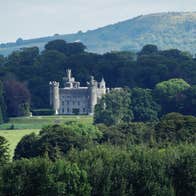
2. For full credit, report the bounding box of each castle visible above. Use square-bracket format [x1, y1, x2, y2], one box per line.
[49, 69, 107, 115]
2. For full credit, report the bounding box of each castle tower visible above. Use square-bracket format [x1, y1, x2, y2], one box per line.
[49, 81, 60, 115]
[88, 76, 98, 115]
[67, 69, 72, 81]
[99, 77, 106, 94]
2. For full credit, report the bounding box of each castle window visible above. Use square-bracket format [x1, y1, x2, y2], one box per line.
[67, 108, 70, 113]
[67, 101, 69, 105]
[62, 108, 64, 113]
[78, 101, 80, 106]
[83, 108, 85, 113]
[62, 101, 64, 106]
[73, 101, 75, 105]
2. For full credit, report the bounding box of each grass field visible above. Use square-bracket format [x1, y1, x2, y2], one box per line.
[0, 129, 39, 158]
[0, 115, 93, 158]
[0, 115, 93, 130]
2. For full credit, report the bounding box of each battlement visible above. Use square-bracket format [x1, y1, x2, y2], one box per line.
[49, 81, 59, 87]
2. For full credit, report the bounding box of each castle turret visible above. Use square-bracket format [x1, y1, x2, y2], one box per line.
[99, 77, 106, 94]
[63, 69, 80, 88]
[88, 76, 98, 115]
[49, 81, 60, 115]
[67, 69, 72, 81]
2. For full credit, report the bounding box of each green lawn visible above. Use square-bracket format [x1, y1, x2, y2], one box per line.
[0, 115, 93, 158]
[0, 129, 39, 158]
[0, 115, 93, 130]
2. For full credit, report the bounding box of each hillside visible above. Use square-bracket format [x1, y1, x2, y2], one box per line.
[0, 12, 196, 55]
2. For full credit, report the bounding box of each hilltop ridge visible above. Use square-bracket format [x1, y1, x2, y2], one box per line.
[0, 12, 196, 55]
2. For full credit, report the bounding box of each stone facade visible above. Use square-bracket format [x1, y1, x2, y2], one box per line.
[49, 69, 107, 115]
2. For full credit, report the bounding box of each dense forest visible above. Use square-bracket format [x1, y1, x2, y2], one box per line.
[0, 39, 195, 120]
[0, 117, 195, 195]
[0, 39, 195, 195]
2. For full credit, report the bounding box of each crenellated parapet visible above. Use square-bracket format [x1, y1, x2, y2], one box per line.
[49, 81, 59, 87]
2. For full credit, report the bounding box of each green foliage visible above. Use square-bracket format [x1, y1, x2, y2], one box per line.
[14, 133, 38, 160]
[0, 81, 7, 123]
[167, 145, 196, 196]
[0, 158, 91, 196]
[14, 123, 100, 160]
[155, 113, 196, 144]
[94, 89, 133, 125]
[63, 121, 102, 139]
[154, 78, 191, 114]
[138, 44, 158, 55]
[98, 122, 155, 146]
[45, 39, 86, 56]
[0, 136, 9, 165]
[94, 87, 160, 125]
[0, 115, 195, 196]
[66, 145, 196, 196]
[154, 78, 190, 99]
[131, 88, 160, 122]
[31, 108, 55, 116]
[173, 85, 196, 116]
[0, 129, 39, 158]
[4, 80, 31, 117]
[0, 37, 196, 115]
[0, 55, 5, 66]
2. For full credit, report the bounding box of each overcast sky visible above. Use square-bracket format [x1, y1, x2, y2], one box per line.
[0, 0, 196, 43]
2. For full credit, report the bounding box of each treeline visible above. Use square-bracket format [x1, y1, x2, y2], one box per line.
[94, 80, 195, 125]
[0, 40, 195, 119]
[0, 116, 195, 195]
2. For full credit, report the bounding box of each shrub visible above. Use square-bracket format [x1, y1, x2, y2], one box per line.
[31, 109, 54, 116]
[0, 158, 91, 196]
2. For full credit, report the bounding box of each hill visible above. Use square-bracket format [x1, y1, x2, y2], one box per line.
[0, 12, 196, 55]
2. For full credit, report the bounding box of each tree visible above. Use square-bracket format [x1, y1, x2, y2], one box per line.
[169, 145, 196, 196]
[0, 40, 196, 111]
[14, 124, 94, 160]
[67, 145, 175, 196]
[4, 80, 31, 117]
[98, 122, 155, 146]
[155, 113, 196, 144]
[173, 85, 196, 116]
[131, 88, 160, 122]
[7, 47, 39, 80]
[14, 133, 38, 160]
[45, 39, 68, 54]
[45, 39, 86, 56]
[0, 136, 9, 166]
[0, 81, 7, 123]
[0, 158, 91, 196]
[154, 78, 190, 114]
[30, 49, 67, 108]
[138, 44, 158, 56]
[0, 55, 5, 66]
[94, 89, 133, 125]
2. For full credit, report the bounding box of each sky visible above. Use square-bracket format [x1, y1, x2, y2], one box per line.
[0, 0, 196, 43]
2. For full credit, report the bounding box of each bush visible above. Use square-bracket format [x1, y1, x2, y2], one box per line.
[66, 145, 176, 196]
[97, 122, 155, 146]
[0, 158, 91, 196]
[155, 113, 196, 144]
[0, 136, 9, 166]
[14, 124, 98, 160]
[31, 109, 54, 116]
